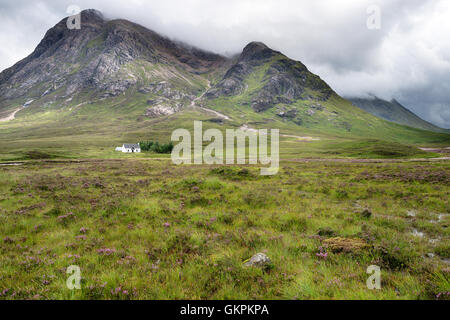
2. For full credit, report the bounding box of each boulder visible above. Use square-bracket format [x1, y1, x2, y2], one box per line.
[361, 209, 372, 218]
[243, 253, 271, 267]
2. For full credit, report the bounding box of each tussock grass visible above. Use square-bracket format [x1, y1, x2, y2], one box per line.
[0, 159, 448, 299]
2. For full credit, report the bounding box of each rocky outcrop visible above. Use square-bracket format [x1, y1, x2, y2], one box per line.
[138, 82, 194, 100]
[145, 104, 180, 117]
[276, 108, 297, 119]
[205, 42, 277, 99]
[206, 41, 335, 113]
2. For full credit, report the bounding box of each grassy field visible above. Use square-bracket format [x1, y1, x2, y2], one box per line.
[0, 158, 448, 299]
[0, 101, 446, 162]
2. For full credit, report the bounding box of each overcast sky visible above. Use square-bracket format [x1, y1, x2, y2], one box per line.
[0, 0, 449, 128]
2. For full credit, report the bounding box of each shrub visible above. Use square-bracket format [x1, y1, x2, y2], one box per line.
[139, 141, 174, 153]
[317, 227, 336, 237]
[209, 167, 256, 180]
[334, 189, 349, 199]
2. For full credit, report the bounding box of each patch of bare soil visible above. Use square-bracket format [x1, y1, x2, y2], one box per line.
[419, 147, 450, 154]
[0, 107, 23, 122]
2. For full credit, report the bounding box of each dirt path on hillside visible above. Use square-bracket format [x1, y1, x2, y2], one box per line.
[239, 124, 321, 141]
[0, 107, 23, 122]
[191, 80, 231, 120]
[419, 147, 450, 154]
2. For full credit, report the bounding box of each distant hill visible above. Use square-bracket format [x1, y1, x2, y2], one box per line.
[347, 96, 447, 133]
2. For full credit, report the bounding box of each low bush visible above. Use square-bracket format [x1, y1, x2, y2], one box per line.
[139, 141, 174, 153]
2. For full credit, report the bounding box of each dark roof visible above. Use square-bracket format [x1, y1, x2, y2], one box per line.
[123, 143, 140, 149]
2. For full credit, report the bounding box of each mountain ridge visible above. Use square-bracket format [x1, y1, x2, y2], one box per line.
[0, 9, 226, 104]
[347, 96, 448, 133]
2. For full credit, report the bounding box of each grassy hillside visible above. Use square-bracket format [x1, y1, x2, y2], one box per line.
[0, 85, 449, 162]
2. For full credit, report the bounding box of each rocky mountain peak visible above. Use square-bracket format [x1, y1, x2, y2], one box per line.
[0, 9, 227, 102]
[79, 9, 105, 22]
[240, 41, 277, 62]
[242, 41, 268, 51]
[206, 40, 334, 112]
[22, 9, 106, 65]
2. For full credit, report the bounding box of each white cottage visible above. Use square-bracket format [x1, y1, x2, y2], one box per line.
[119, 143, 141, 153]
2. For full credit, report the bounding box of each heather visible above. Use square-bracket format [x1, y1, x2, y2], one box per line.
[0, 159, 448, 299]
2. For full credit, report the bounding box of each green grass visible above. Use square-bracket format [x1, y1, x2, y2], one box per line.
[0, 159, 448, 299]
[0, 95, 447, 162]
[317, 139, 436, 159]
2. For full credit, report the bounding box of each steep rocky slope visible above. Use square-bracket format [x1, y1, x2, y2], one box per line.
[0, 9, 226, 106]
[206, 42, 334, 112]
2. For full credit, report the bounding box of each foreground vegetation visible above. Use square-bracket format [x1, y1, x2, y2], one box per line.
[0, 159, 448, 299]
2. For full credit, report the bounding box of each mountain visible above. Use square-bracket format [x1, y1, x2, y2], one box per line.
[347, 96, 447, 133]
[0, 9, 448, 160]
[206, 42, 334, 107]
[0, 9, 225, 106]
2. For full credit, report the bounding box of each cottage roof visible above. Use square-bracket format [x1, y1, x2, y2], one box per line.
[123, 143, 140, 149]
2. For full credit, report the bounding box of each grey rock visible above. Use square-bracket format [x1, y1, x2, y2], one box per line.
[243, 253, 271, 267]
[361, 209, 372, 218]
[145, 104, 175, 117]
[310, 103, 324, 110]
[277, 108, 297, 119]
[407, 210, 416, 217]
